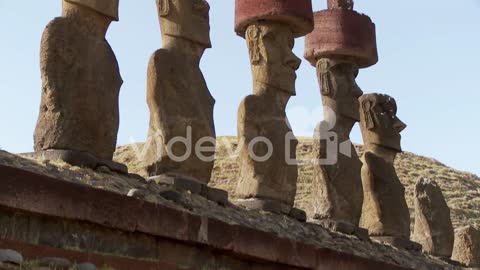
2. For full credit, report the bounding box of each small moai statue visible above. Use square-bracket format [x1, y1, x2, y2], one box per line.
[303, 0, 377, 231]
[413, 178, 454, 258]
[452, 225, 480, 268]
[233, 0, 314, 218]
[358, 94, 419, 250]
[143, 0, 216, 184]
[33, 0, 126, 173]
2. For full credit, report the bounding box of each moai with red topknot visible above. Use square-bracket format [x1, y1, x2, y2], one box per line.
[233, 0, 314, 221]
[303, 0, 377, 236]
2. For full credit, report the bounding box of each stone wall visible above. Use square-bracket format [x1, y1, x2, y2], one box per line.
[0, 163, 457, 270]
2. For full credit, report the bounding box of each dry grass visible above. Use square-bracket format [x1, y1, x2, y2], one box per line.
[114, 137, 480, 231]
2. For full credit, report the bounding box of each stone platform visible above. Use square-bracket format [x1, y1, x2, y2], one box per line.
[21, 149, 128, 174]
[148, 174, 229, 206]
[311, 219, 370, 241]
[234, 198, 307, 222]
[0, 158, 458, 270]
[372, 237, 422, 253]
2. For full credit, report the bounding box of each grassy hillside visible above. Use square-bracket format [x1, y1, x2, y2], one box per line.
[114, 137, 480, 230]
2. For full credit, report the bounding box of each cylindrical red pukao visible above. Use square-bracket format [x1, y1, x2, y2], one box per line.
[235, 0, 314, 38]
[304, 9, 378, 68]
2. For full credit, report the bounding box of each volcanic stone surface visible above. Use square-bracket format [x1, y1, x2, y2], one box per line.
[413, 178, 454, 257]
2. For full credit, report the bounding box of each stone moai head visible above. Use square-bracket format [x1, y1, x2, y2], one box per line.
[359, 94, 407, 152]
[156, 0, 211, 48]
[316, 58, 363, 121]
[235, 0, 314, 96]
[245, 22, 301, 96]
[63, 0, 119, 21]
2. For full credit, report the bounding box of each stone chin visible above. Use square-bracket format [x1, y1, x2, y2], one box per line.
[159, 0, 212, 49]
[162, 21, 212, 48]
[254, 65, 297, 96]
[366, 132, 403, 153]
[323, 97, 361, 122]
[64, 0, 119, 21]
[187, 17, 212, 48]
[165, 33, 212, 49]
[347, 99, 361, 121]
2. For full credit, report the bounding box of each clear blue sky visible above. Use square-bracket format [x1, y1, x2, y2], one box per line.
[1, 1, 479, 175]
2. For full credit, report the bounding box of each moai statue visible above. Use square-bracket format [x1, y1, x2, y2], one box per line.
[413, 178, 454, 258]
[143, 0, 216, 185]
[452, 225, 480, 268]
[359, 94, 420, 250]
[303, 0, 377, 231]
[33, 0, 126, 173]
[233, 0, 314, 218]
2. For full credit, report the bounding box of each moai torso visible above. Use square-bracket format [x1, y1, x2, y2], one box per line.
[34, 10, 122, 161]
[143, 49, 215, 183]
[313, 129, 362, 223]
[358, 94, 410, 239]
[236, 92, 298, 205]
[360, 151, 410, 238]
[143, 0, 215, 184]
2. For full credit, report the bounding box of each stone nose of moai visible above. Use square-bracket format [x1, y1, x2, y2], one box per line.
[304, 5, 378, 68]
[234, 0, 314, 38]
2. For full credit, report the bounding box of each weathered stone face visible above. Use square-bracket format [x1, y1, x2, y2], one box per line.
[157, 0, 211, 48]
[246, 22, 300, 96]
[64, 0, 119, 21]
[143, 0, 215, 184]
[34, 2, 122, 162]
[452, 226, 480, 267]
[234, 22, 301, 207]
[359, 94, 406, 152]
[359, 94, 410, 239]
[316, 58, 363, 121]
[413, 178, 454, 257]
